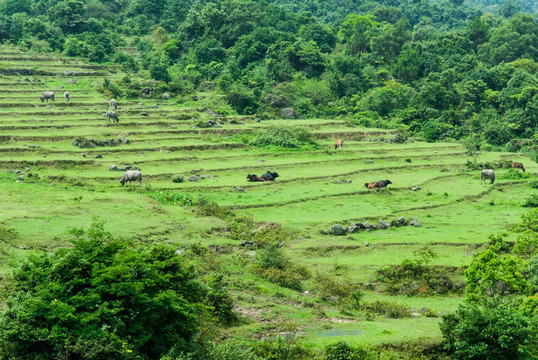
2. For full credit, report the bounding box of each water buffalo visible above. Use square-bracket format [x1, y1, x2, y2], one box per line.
[480, 169, 495, 184]
[334, 139, 343, 149]
[40, 91, 54, 103]
[364, 180, 392, 189]
[64, 91, 70, 102]
[106, 110, 119, 124]
[260, 171, 279, 181]
[511, 162, 525, 172]
[120, 170, 142, 187]
[109, 99, 117, 110]
[246, 174, 267, 182]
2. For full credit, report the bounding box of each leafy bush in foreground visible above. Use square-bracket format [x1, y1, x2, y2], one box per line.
[0, 221, 208, 360]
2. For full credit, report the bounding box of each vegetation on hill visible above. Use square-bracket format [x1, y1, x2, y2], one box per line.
[0, 0, 536, 157]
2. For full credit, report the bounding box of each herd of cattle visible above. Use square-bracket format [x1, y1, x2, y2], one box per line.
[38, 94, 528, 188]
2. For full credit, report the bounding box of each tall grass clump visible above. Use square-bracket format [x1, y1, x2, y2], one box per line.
[148, 191, 195, 206]
[249, 125, 319, 150]
[252, 246, 310, 290]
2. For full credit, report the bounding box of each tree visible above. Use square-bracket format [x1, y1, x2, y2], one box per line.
[150, 63, 171, 82]
[0, 221, 208, 359]
[440, 301, 533, 360]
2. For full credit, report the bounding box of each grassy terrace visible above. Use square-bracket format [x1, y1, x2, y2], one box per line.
[0, 46, 536, 350]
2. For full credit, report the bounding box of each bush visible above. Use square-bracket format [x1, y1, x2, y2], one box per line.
[363, 300, 410, 318]
[172, 175, 184, 183]
[324, 341, 370, 360]
[148, 191, 194, 205]
[207, 338, 259, 360]
[228, 215, 254, 240]
[522, 194, 538, 208]
[529, 179, 538, 189]
[249, 125, 319, 150]
[315, 272, 357, 299]
[440, 301, 533, 360]
[254, 336, 310, 360]
[0, 221, 209, 359]
[252, 246, 310, 290]
[501, 168, 531, 179]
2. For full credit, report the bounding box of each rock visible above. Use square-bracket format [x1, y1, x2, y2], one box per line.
[362, 221, 374, 230]
[28, 145, 41, 148]
[188, 175, 201, 182]
[94, 154, 103, 159]
[17, 175, 25, 181]
[332, 224, 346, 236]
[376, 220, 391, 229]
[25, 167, 30, 171]
[264, 94, 290, 108]
[234, 187, 245, 192]
[277, 241, 285, 248]
[206, 108, 218, 117]
[66, 78, 77, 84]
[280, 107, 296, 119]
[109, 165, 117, 171]
[162, 92, 172, 99]
[364, 241, 370, 247]
[59, 85, 64, 89]
[409, 218, 422, 227]
[245, 251, 256, 257]
[241, 240, 254, 247]
[116, 166, 126, 171]
[172, 175, 184, 183]
[394, 216, 407, 226]
[412, 186, 421, 191]
[365, 160, 374, 164]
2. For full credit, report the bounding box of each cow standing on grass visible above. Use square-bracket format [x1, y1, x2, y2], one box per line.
[106, 110, 119, 124]
[120, 170, 142, 187]
[334, 139, 343, 149]
[40, 91, 54, 103]
[480, 169, 495, 184]
[511, 162, 525, 172]
[64, 91, 70, 102]
[109, 99, 117, 110]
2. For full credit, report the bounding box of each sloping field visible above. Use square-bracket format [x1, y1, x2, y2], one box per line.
[0, 47, 536, 350]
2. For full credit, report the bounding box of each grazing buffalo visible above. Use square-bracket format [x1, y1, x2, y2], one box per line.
[106, 110, 119, 124]
[109, 99, 117, 110]
[334, 139, 343, 149]
[246, 174, 267, 182]
[480, 169, 495, 184]
[511, 162, 525, 172]
[364, 179, 392, 189]
[260, 171, 279, 181]
[120, 170, 142, 187]
[40, 91, 54, 103]
[64, 91, 70, 102]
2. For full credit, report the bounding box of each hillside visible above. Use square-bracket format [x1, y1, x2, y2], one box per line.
[0, 46, 536, 359]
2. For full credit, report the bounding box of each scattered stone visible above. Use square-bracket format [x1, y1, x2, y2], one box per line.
[376, 220, 391, 229]
[364, 242, 370, 247]
[412, 186, 421, 191]
[25, 167, 30, 171]
[17, 175, 24, 181]
[175, 247, 186, 255]
[66, 78, 77, 84]
[394, 216, 408, 226]
[28, 145, 41, 148]
[365, 160, 374, 164]
[94, 154, 103, 159]
[264, 94, 290, 108]
[409, 219, 422, 227]
[188, 175, 201, 182]
[332, 224, 346, 236]
[206, 108, 218, 117]
[234, 187, 245, 192]
[72, 137, 129, 148]
[280, 107, 296, 119]
[245, 251, 256, 257]
[172, 175, 184, 183]
[109, 165, 117, 171]
[277, 241, 285, 248]
[332, 179, 352, 184]
[58, 85, 64, 89]
[162, 92, 172, 100]
[241, 240, 254, 247]
[363, 221, 374, 230]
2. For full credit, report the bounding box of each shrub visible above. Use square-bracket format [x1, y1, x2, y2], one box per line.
[148, 191, 194, 205]
[207, 338, 259, 360]
[529, 179, 538, 189]
[501, 168, 531, 179]
[172, 175, 184, 183]
[0, 221, 209, 359]
[324, 341, 370, 360]
[522, 193, 538, 208]
[249, 125, 319, 150]
[363, 300, 410, 318]
[252, 246, 310, 290]
[315, 272, 357, 299]
[254, 335, 310, 360]
[440, 301, 533, 360]
[228, 214, 254, 240]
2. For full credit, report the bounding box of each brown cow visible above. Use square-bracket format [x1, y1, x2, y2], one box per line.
[511, 162, 525, 172]
[246, 174, 268, 182]
[334, 139, 343, 149]
[364, 180, 392, 189]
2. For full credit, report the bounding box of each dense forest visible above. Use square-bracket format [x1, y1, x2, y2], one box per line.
[0, 0, 536, 157]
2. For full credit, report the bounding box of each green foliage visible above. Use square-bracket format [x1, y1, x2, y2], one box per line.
[0, 221, 209, 359]
[314, 272, 357, 299]
[522, 193, 538, 208]
[440, 300, 534, 360]
[207, 338, 259, 360]
[324, 341, 370, 360]
[148, 191, 194, 206]
[513, 230, 538, 259]
[150, 63, 171, 82]
[254, 336, 310, 360]
[465, 235, 527, 300]
[249, 125, 319, 150]
[252, 246, 309, 290]
[363, 300, 411, 319]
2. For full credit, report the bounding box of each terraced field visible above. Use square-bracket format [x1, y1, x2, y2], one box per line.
[0, 46, 536, 351]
